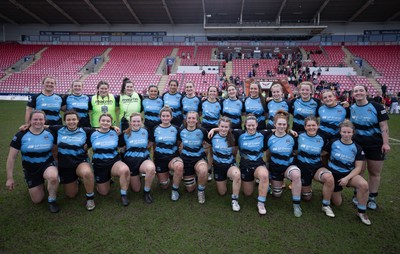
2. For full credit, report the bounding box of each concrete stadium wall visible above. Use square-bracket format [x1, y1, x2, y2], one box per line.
[1, 22, 400, 43]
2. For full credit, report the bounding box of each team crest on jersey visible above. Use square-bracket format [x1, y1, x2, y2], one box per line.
[285, 139, 291, 144]
[44, 135, 49, 140]
[367, 108, 372, 113]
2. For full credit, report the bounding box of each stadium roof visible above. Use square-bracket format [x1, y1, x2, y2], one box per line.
[0, 0, 399, 26]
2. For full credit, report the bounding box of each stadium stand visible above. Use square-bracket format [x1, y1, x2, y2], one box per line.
[347, 45, 400, 93]
[302, 46, 346, 67]
[84, 46, 173, 94]
[1, 45, 107, 94]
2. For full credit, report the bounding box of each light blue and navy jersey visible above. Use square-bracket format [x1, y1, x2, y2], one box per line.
[119, 128, 150, 159]
[289, 97, 320, 132]
[318, 104, 349, 141]
[49, 125, 91, 169]
[142, 96, 163, 127]
[63, 94, 91, 127]
[296, 132, 325, 170]
[200, 100, 222, 127]
[235, 129, 270, 163]
[178, 127, 209, 160]
[350, 101, 389, 148]
[211, 133, 236, 165]
[266, 100, 289, 129]
[244, 97, 266, 123]
[150, 125, 180, 160]
[266, 133, 295, 171]
[27, 93, 65, 125]
[88, 129, 119, 166]
[10, 129, 56, 173]
[162, 92, 183, 120]
[325, 139, 365, 174]
[181, 95, 201, 117]
[222, 98, 244, 129]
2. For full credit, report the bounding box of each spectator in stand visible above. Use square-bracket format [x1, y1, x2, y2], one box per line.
[279, 78, 294, 99]
[383, 95, 391, 112]
[381, 84, 387, 96]
[25, 76, 65, 126]
[390, 94, 399, 114]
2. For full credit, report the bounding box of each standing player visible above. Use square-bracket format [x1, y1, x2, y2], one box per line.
[162, 80, 183, 126]
[62, 80, 91, 127]
[266, 83, 290, 129]
[222, 84, 244, 130]
[117, 78, 142, 131]
[350, 84, 390, 210]
[25, 76, 65, 126]
[289, 81, 320, 132]
[244, 83, 267, 130]
[89, 81, 118, 128]
[318, 90, 349, 142]
[181, 81, 201, 118]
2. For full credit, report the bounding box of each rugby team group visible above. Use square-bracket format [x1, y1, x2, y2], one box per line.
[5, 76, 390, 226]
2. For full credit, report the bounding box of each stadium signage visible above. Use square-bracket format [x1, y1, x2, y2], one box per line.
[40, 31, 167, 36]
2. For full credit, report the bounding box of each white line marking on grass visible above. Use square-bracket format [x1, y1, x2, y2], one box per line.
[389, 137, 400, 143]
